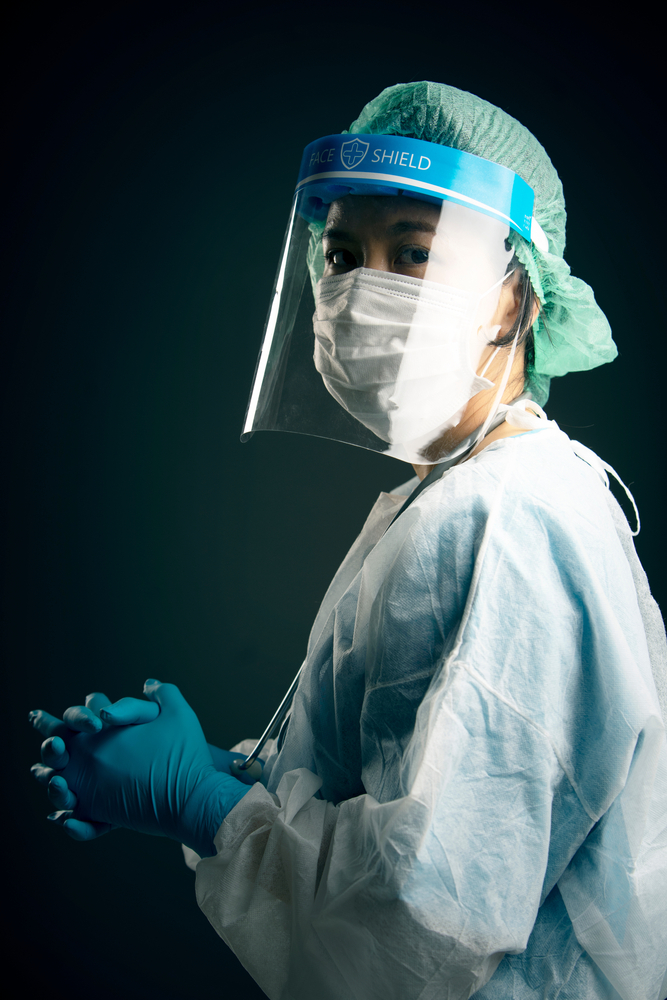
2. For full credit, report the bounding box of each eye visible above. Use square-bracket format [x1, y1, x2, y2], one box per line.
[325, 249, 357, 271]
[395, 246, 429, 267]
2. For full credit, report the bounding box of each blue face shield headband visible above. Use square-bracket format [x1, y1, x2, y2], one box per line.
[295, 133, 548, 251]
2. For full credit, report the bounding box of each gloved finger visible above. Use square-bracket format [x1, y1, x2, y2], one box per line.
[85, 692, 112, 715]
[31, 763, 55, 786]
[229, 758, 264, 784]
[47, 809, 74, 826]
[46, 810, 115, 840]
[48, 775, 78, 810]
[63, 705, 103, 733]
[28, 710, 69, 740]
[143, 679, 185, 712]
[99, 697, 160, 726]
[61, 818, 115, 841]
[41, 736, 70, 769]
[206, 745, 264, 783]
[207, 745, 238, 772]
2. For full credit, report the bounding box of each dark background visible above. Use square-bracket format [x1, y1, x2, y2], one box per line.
[2, 2, 664, 996]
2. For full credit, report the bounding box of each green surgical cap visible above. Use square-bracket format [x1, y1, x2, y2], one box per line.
[341, 81, 617, 404]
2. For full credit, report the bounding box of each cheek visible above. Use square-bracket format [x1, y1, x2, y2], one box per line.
[485, 284, 518, 331]
[424, 252, 490, 289]
[470, 288, 503, 336]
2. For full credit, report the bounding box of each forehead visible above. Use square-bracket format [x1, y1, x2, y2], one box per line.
[324, 194, 440, 230]
[323, 194, 509, 247]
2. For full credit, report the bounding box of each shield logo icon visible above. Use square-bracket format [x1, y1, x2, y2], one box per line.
[340, 139, 370, 170]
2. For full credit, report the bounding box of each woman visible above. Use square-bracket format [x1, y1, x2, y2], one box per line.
[29, 81, 667, 999]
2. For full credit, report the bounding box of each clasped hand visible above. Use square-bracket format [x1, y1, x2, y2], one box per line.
[29, 680, 253, 858]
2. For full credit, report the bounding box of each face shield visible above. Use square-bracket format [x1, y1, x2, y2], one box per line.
[242, 133, 546, 465]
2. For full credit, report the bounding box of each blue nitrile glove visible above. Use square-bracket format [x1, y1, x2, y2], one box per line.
[30, 692, 261, 843]
[30, 692, 117, 839]
[29, 680, 250, 856]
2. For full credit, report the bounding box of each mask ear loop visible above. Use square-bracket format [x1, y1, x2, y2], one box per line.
[466, 269, 520, 457]
[473, 267, 515, 380]
[478, 345, 500, 379]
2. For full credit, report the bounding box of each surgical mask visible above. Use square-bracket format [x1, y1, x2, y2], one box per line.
[313, 267, 509, 461]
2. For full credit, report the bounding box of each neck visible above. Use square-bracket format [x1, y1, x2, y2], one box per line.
[412, 345, 528, 481]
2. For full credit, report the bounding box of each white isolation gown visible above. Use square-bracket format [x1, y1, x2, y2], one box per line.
[192, 422, 667, 1000]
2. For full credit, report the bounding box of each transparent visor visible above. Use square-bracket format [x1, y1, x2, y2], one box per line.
[242, 187, 517, 465]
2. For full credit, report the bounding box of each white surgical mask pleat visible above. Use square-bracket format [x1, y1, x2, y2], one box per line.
[313, 267, 503, 460]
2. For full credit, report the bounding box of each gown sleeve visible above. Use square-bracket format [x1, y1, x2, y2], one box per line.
[194, 436, 667, 1000]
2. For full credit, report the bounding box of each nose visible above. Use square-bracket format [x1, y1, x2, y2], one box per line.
[361, 249, 394, 272]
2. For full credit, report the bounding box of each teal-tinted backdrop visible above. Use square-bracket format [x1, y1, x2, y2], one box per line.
[3, 3, 664, 996]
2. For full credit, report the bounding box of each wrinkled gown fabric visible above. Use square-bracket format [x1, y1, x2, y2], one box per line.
[194, 425, 667, 1000]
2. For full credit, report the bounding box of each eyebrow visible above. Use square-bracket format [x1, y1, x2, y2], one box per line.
[321, 228, 354, 242]
[388, 220, 437, 236]
[322, 220, 438, 242]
